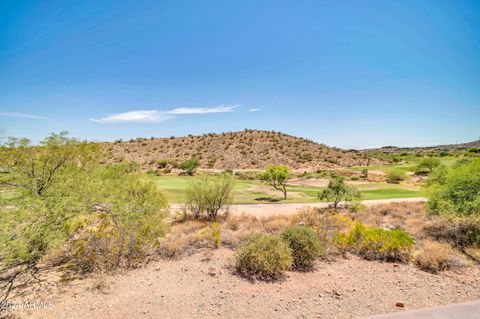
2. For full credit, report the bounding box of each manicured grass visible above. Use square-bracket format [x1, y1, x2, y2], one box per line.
[343, 156, 463, 174]
[150, 175, 423, 204]
[360, 188, 424, 200]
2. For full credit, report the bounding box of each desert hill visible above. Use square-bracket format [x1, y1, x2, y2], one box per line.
[103, 129, 382, 170]
[364, 139, 480, 154]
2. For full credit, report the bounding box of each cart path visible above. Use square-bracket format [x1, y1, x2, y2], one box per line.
[171, 197, 427, 217]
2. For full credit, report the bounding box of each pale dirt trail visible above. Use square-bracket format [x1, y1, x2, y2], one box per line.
[171, 197, 427, 218]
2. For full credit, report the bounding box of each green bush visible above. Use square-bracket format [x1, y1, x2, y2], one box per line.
[361, 168, 369, 179]
[385, 169, 406, 184]
[280, 226, 324, 269]
[427, 159, 480, 217]
[415, 158, 441, 175]
[0, 133, 168, 272]
[235, 234, 292, 280]
[350, 175, 360, 181]
[179, 157, 200, 175]
[335, 223, 414, 262]
[157, 159, 168, 168]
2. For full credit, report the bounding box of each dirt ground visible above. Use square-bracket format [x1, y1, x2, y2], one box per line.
[7, 248, 480, 319]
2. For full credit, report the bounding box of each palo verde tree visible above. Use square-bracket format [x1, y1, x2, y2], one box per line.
[318, 176, 361, 209]
[0, 132, 168, 302]
[262, 165, 290, 200]
[185, 173, 235, 220]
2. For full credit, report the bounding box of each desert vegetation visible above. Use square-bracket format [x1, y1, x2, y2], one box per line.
[184, 173, 235, 220]
[261, 165, 290, 199]
[1, 132, 479, 319]
[0, 133, 168, 301]
[318, 176, 361, 209]
[103, 130, 385, 170]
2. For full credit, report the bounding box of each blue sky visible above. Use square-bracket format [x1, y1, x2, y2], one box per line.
[0, 0, 479, 149]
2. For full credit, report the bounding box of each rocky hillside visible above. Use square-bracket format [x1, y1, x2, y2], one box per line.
[364, 139, 480, 154]
[103, 129, 383, 170]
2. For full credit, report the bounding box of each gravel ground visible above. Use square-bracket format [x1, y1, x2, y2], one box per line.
[10, 248, 480, 319]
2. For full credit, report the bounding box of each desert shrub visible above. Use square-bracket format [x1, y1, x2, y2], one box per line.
[185, 174, 234, 220]
[292, 208, 354, 255]
[234, 171, 260, 180]
[427, 159, 480, 217]
[280, 226, 324, 269]
[0, 134, 168, 275]
[146, 168, 160, 176]
[415, 158, 441, 175]
[235, 234, 292, 280]
[385, 169, 406, 184]
[207, 222, 222, 248]
[361, 168, 369, 179]
[157, 159, 168, 168]
[179, 157, 200, 175]
[350, 175, 360, 181]
[318, 176, 361, 209]
[414, 240, 465, 273]
[423, 217, 480, 248]
[424, 165, 449, 187]
[335, 223, 414, 262]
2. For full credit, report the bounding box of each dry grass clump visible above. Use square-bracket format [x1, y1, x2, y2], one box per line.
[354, 202, 428, 238]
[422, 217, 480, 249]
[465, 246, 480, 263]
[415, 240, 466, 273]
[221, 214, 292, 247]
[157, 220, 213, 258]
[292, 208, 353, 255]
[158, 214, 293, 258]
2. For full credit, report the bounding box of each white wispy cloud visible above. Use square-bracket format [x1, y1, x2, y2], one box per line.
[91, 104, 239, 123]
[91, 110, 174, 123]
[248, 107, 262, 112]
[0, 112, 48, 120]
[168, 105, 238, 115]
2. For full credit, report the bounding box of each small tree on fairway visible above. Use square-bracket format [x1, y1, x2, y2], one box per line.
[318, 176, 361, 209]
[180, 157, 200, 176]
[262, 165, 290, 199]
[185, 174, 235, 220]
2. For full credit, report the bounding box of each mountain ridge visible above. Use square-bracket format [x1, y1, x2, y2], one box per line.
[103, 129, 383, 170]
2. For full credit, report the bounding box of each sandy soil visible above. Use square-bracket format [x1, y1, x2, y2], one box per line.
[10, 248, 480, 319]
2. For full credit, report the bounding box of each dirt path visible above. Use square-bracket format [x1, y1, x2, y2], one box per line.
[172, 198, 427, 218]
[13, 248, 480, 319]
